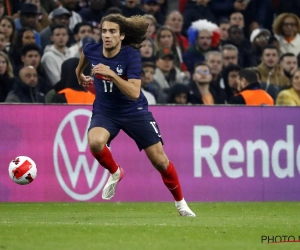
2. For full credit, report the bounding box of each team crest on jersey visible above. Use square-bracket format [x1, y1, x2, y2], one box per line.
[116, 65, 123, 75]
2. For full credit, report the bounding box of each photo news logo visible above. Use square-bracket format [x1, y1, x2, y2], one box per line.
[261, 235, 300, 244]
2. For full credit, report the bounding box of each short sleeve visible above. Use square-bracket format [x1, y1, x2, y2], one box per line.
[127, 48, 142, 80]
[83, 42, 99, 56]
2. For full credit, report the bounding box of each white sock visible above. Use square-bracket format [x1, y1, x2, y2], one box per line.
[175, 198, 186, 208]
[112, 167, 120, 177]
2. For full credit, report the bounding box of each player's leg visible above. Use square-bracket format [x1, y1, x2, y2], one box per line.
[144, 142, 181, 198]
[121, 112, 195, 216]
[88, 127, 119, 174]
[88, 115, 123, 200]
[144, 143, 196, 217]
[89, 127, 124, 200]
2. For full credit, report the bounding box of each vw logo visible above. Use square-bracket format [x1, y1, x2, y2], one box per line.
[53, 109, 108, 201]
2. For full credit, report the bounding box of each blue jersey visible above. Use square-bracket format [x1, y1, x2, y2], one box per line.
[83, 42, 148, 115]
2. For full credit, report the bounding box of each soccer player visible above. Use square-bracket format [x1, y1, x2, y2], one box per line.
[75, 14, 195, 217]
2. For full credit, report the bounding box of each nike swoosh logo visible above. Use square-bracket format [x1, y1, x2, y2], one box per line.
[169, 185, 178, 191]
[92, 63, 96, 67]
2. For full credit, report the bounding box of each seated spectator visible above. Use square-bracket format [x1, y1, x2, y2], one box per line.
[41, 24, 71, 86]
[40, 7, 73, 52]
[5, 66, 45, 103]
[155, 25, 187, 73]
[189, 62, 219, 105]
[0, 51, 14, 102]
[141, 0, 165, 26]
[229, 11, 244, 29]
[221, 44, 239, 67]
[140, 37, 156, 63]
[48, 58, 95, 104]
[250, 28, 271, 65]
[167, 83, 191, 104]
[154, 48, 185, 97]
[17, 27, 35, 46]
[46, 36, 94, 101]
[0, 16, 16, 53]
[205, 51, 226, 104]
[121, 0, 145, 17]
[20, 43, 51, 95]
[14, 3, 41, 46]
[182, 0, 216, 37]
[12, 0, 50, 32]
[184, 19, 220, 75]
[223, 63, 241, 103]
[276, 68, 300, 106]
[273, 13, 300, 56]
[141, 62, 156, 105]
[225, 25, 255, 68]
[210, 0, 259, 38]
[141, 61, 166, 104]
[91, 22, 101, 43]
[165, 10, 189, 54]
[10, 27, 36, 71]
[268, 35, 280, 50]
[69, 22, 93, 58]
[205, 51, 223, 81]
[218, 19, 230, 47]
[280, 53, 298, 80]
[229, 68, 274, 106]
[257, 45, 290, 89]
[250, 66, 280, 102]
[49, 2, 82, 32]
[144, 14, 157, 39]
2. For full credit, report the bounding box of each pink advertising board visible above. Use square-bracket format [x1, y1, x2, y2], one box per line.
[0, 105, 300, 202]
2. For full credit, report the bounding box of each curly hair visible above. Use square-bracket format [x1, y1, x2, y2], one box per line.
[273, 13, 300, 36]
[100, 14, 148, 49]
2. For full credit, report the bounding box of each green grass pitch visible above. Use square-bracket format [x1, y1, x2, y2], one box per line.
[0, 202, 299, 250]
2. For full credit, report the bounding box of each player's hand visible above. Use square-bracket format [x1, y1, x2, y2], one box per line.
[77, 73, 94, 87]
[92, 64, 113, 78]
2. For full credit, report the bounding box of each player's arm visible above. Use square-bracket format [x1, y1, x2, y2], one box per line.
[92, 64, 141, 100]
[110, 76, 141, 101]
[75, 52, 93, 87]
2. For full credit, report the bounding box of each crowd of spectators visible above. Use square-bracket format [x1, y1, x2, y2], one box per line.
[0, 0, 300, 106]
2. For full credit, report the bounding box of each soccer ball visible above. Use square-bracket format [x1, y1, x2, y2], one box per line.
[8, 156, 37, 185]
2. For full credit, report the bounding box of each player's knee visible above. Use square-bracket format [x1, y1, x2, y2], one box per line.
[151, 155, 169, 171]
[88, 137, 106, 152]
